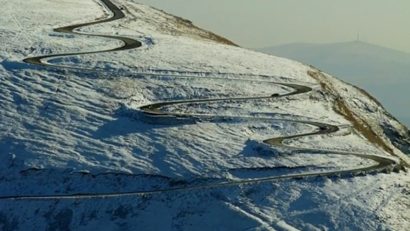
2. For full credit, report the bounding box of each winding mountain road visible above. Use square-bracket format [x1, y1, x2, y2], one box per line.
[3, 0, 399, 200]
[23, 0, 141, 66]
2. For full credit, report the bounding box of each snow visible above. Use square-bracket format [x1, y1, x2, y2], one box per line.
[0, 0, 409, 230]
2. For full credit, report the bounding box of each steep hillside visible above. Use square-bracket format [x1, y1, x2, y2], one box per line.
[0, 0, 409, 230]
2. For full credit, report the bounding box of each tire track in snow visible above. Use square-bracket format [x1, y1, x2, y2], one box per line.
[1, 0, 398, 200]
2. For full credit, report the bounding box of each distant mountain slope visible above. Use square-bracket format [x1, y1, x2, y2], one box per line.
[257, 41, 410, 127]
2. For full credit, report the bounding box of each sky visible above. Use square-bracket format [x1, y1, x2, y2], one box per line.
[136, 0, 410, 52]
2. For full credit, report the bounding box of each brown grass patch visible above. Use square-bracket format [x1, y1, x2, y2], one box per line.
[159, 9, 238, 46]
[174, 16, 238, 46]
[307, 70, 394, 155]
[334, 99, 393, 154]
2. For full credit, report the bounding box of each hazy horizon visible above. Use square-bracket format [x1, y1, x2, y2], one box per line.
[136, 0, 410, 53]
[259, 40, 410, 54]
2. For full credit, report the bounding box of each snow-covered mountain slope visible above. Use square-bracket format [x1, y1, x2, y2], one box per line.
[0, 0, 409, 230]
